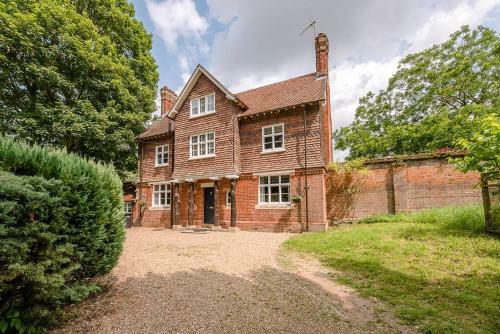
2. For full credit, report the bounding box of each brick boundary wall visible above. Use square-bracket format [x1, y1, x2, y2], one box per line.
[326, 154, 482, 221]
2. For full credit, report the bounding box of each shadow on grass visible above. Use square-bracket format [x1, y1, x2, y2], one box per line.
[321, 255, 500, 334]
[51, 267, 376, 334]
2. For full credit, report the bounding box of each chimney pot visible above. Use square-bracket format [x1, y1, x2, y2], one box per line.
[315, 33, 329, 77]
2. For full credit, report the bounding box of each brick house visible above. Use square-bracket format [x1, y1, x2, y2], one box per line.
[129, 33, 332, 232]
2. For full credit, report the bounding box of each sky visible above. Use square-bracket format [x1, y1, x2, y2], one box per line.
[130, 0, 500, 160]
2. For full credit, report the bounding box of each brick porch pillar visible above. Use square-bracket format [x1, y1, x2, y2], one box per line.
[187, 181, 195, 227]
[171, 181, 184, 230]
[229, 177, 238, 231]
[213, 179, 220, 226]
[173, 182, 180, 226]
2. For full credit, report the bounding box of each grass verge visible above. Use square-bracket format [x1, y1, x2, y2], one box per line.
[285, 205, 500, 333]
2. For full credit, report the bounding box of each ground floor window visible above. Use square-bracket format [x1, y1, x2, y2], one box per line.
[152, 183, 171, 207]
[124, 201, 133, 214]
[226, 191, 231, 206]
[259, 175, 290, 204]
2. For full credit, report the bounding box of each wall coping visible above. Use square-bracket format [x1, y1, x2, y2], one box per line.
[364, 151, 467, 165]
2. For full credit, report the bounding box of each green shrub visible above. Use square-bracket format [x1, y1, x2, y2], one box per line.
[0, 137, 124, 332]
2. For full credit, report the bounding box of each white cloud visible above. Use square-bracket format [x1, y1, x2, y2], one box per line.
[408, 0, 500, 53]
[178, 55, 189, 72]
[145, 0, 499, 157]
[331, 57, 401, 130]
[145, 0, 208, 50]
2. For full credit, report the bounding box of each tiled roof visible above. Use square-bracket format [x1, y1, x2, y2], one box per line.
[137, 72, 326, 139]
[136, 116, 174, 140]
[236, 73, 326, 117]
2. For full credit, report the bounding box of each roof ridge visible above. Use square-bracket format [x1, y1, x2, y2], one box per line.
[235, 72, 317, 95]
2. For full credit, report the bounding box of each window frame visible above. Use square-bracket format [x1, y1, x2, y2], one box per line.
[225, 191, 231, 207]
[155, 144, 169, 167]
[189, 131, 215, 159]
[258, 174, 291, 205]
[124, 201, 133, 214]
[261, 123, 285, 153]
[152, 183, 171, 208]
[190, 93, 216, 118]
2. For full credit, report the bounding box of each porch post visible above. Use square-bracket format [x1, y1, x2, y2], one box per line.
[173, 183, 180, 226]
[229, 178, 238, 231]
[187, 181, 195, 227]
[213, 179, 220, 227]
[171, 182, 184, 230]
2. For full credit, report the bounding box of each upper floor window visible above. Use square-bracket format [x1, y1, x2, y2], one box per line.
[190, 93, 215, 117]
[259, 175, 290, 204]
[190, 132, 215, 158]
[155, 145, 169, 166]
[262, 124, 284, 152]
[152, 183, 171, 208]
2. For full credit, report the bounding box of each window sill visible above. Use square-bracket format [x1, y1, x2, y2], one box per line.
[188, 154, 216, 161]
[255, 203, 292, 210]
[261, 148, 286, 155]
[154, 164, 169, 168]
[149, 206, 171, 211]
[189, 111, 215, 119]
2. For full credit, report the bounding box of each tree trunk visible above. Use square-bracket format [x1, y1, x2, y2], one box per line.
[480, 175, 493, 233]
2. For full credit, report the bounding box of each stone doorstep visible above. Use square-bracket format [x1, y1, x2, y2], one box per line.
[172, 224, 238, 232]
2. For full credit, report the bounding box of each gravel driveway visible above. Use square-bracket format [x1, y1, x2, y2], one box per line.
[52, 228, 414, 334]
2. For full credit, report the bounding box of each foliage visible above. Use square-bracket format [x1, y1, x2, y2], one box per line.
[286, 204, 499, 333]
[327, 158, 367, 174]
[326, 158, 369, 221]
[453, 114, 500, 180]
[334, 25, 500, 159]
[0, 136, 125, 332]
[0, 0, 158, 177]
[291, 194, 303, 203]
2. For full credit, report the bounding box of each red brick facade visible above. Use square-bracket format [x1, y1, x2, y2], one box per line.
[129, 33, 333, 232]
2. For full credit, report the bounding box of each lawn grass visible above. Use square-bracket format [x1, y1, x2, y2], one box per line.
[285, 205, 500, 333]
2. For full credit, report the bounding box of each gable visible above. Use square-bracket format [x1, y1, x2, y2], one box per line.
[167, 65, 247, 119]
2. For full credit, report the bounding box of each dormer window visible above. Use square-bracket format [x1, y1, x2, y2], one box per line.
[190, 93, 215, 117]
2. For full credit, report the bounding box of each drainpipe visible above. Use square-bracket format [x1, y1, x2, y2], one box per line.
[231, 103, 235, 174]
[138, 141, 144, 226]
[303, 106, 309, 232]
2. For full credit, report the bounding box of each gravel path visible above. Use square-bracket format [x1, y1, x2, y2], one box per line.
[52, 228, 415, 334]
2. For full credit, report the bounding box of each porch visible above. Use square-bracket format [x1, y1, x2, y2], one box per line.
[171, 176, 239, 231]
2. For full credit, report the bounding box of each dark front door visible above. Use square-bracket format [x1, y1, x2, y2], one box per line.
[204, 187, 215, 224]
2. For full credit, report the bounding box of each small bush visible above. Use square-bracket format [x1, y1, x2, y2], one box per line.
[0, 137, 124, 332]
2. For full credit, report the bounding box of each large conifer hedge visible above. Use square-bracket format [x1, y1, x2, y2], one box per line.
[0, 136, 125, 333]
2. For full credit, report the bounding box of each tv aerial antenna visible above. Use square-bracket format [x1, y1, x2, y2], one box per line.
[299, 19, 316, 37]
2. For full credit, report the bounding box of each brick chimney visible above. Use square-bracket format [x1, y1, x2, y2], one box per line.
[315, 33, 329, 77]
[160, 86, 177, 116]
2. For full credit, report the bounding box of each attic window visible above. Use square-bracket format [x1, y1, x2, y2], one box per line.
[190, 93, 215, 117]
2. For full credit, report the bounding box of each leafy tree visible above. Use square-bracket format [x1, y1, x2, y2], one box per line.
[454, 113, 500, 180]
[453, 113, 499, 233]
[0, 0, 158, 176]
[335, 25, 499, 159]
